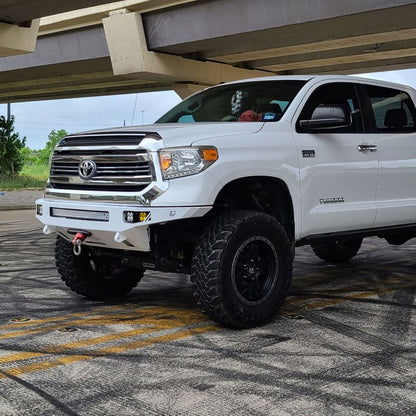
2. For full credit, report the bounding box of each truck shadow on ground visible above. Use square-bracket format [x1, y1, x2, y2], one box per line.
[1, 233, 416, 415]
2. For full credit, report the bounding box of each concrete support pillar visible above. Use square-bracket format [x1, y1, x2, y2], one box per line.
[174, 84, 205, 99]
[102, 10, 268, 86]
[102, 10, 147, 76]
[0, 19, 40, 57]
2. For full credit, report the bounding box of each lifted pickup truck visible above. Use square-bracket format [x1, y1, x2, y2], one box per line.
[36, 75, 416, 328]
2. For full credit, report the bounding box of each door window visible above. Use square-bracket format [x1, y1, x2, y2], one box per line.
[297, 82, 363, 133]
[366, 85, 416, 133]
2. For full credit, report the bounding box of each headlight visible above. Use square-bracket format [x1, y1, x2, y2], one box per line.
[159, 146, 218, 179]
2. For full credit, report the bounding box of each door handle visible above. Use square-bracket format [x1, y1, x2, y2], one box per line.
[357, 144, 377, 152]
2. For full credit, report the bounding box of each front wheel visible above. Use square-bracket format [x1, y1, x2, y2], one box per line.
[191, 210, 293, 328]
[55, 236, 144, 300]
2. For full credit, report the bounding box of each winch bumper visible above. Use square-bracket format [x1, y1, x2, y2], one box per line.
[36, 198, 211, 252]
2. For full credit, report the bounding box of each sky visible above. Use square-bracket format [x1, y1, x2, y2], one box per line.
[1, 68, 416, 150]
[0, 90, 181, 150]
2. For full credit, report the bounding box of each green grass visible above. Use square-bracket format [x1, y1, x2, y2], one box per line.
[0, 164, 49, 190]
[21, 164, 49, 178]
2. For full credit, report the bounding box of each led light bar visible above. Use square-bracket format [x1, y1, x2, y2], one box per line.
[50, 208, 109, 222]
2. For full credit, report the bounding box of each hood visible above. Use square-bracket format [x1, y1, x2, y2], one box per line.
[73, 122, 263, 147]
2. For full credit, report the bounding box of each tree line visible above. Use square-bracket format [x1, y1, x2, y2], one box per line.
[0, 115, 67, 177]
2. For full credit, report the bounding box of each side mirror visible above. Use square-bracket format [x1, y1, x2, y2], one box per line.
[299, 104, 352, 131]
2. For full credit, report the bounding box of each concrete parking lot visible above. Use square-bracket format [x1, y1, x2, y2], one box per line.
[0, 209, 415, 416]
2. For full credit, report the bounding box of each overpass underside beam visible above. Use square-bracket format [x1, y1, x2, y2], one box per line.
[144, 0, 416, 76]
[1, 0, 415, 103]
[0, 25, 157, 103]
[0, 64, 168, 102]
[0, 8, 269, 103]
[102, 10, 269, 91]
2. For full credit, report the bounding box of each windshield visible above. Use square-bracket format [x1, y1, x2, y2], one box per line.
[156, 80, 306, 123]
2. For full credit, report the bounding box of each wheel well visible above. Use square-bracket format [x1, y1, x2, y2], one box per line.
[213, 177, 294, 239]
[146, 177, 294, 274]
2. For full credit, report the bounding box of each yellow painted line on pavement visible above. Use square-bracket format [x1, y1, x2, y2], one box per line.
[0, 324, 216, 380]
[0, 351, 43, 364]
[0, 327, 157, 365]
[0, 355, 91, 379]
[0, 274, 414, 380]
[282, 279, 416, 314]
[0, 306, 211, 364]
[285, 274, 416, 307]
[0, 304, 135, 330]
[92, 324, 218, 356]
[0, 306, 210, 365]
[0, 305, 204, 341]
[291, 267, 410, 289]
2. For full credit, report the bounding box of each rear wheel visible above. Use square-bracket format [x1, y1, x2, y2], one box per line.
[311, 238, 362, 263]
[191, 210, 293, 328]
[55, 236, 143, 300]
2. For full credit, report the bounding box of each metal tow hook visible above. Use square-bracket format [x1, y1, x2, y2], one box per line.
[72, 232, 88, 256]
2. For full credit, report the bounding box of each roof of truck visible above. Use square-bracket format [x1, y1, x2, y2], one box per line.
[221, 74, 415, 92]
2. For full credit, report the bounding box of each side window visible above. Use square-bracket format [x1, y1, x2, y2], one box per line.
[297, 82, 363, 133]
[366, 85, 416, 133]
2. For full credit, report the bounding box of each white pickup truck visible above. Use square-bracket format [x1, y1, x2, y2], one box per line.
[36, 75, 416, 328]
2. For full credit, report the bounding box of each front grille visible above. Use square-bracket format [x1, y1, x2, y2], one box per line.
[51, 150, 151, 178]
[49, 134, 155, 192]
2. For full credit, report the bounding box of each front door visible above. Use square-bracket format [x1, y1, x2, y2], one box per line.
[293, 81, 378, 238]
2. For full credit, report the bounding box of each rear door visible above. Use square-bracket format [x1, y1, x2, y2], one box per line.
[293, 81, 378, 238]
[364, 84, 416, 227]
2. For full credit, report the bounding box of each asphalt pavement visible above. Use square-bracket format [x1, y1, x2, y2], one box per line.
[0, 190, 43, 211]
[0, 202, 415, 415]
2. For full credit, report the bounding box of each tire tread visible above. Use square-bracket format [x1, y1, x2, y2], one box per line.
[191, 210, 293, 328]
[55, 236, 142, 300]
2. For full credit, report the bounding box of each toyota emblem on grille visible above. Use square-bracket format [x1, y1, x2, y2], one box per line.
[78, 160, 97, 179]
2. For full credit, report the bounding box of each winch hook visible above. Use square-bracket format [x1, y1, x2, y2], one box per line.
[72, 232, 88, 256]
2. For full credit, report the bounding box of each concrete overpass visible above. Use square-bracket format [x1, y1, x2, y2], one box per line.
[0, 0, 415, 103]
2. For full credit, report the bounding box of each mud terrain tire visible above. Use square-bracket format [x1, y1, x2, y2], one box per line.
[55, 236, 143, 300]
[191, 210, 293, 328]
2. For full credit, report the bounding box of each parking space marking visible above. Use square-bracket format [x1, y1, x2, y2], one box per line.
[0, 304, 202, 340]
[283, 274, 416, 312]
[0, 326, 158, 365]
[0, 305, 217, 380]
[0, 305, 140, 331]
[1, 272, 415, 381]
[0, 324, 216, 380]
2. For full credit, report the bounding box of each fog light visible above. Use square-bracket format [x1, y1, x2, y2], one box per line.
[36, 204, 43, 215]
[139, 212, 149, 222]
[124, 211, 150, 223]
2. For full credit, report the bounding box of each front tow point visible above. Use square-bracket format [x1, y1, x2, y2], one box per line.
[72, 232, 89, 256]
